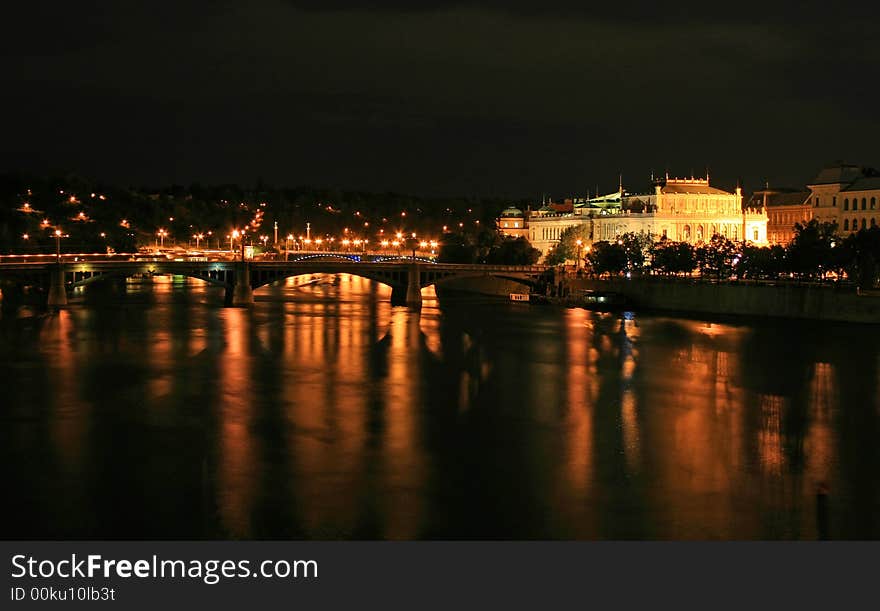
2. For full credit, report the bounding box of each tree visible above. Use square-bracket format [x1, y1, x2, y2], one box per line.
[438, 229, 541, 265]
[650, 239, 697, 276]
[585, 240, 627, 276]
[696, 233, 739, 280]
[618, 231, 654, 272]
[437, 231, 478, 263]
[545, 224, 592, 266]
[786, 220, 838, 280]
[485, 236, 541, 265]
[738, 244, 787, 279]
[845, 226, 880, 288]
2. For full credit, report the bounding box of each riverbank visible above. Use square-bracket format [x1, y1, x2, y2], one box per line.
[560, 276, 880, 324]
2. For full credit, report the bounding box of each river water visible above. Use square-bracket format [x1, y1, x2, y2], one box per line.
[1, 275, 878, 539]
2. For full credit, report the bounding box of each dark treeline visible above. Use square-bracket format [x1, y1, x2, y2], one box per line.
[562, 220, 880, 289]
[437, 230, 541, 265]
[0, 172, 525, 254]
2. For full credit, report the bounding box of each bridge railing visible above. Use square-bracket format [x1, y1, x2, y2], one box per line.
[0, 259, 551, 273]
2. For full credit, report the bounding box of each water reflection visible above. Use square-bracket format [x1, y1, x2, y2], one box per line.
[0, 274, 878, 539]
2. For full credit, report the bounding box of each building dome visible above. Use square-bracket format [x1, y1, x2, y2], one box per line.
[500, 206, 524, 217]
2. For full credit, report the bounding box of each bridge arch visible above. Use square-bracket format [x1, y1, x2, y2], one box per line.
[65, 266, 234, 289]
[249, 267, 407, 291]
[423, 271, 538, 290]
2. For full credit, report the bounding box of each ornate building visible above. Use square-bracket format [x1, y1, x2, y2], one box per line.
[808, 163, 880, 235]
[616, 176, 765, 244]
[497, 206, 528, 239]
[525, 175, 767, 260]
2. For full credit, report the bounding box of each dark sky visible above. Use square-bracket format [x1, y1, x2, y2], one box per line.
[2, 1, 878, 197]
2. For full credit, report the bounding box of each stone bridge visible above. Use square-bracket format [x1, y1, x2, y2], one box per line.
[0, 257, 549, 308]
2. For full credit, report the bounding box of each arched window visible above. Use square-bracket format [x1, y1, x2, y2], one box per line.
[683, 225, 691, 240]
[696, 225, 704, 241]
[862, 218, 867, 230]
[873, 197, 877, 210]
[844, 199, 849, 210]
[862, 198, 868, 210]
[844, 219, 849, 230]
[872, 218, 876, 227]
[854, 218, 859, 231]
[753, 228, 759, 241]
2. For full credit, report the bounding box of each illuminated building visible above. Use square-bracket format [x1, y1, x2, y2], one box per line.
[808, 163, 880, 235]
[526, 175, 768, 260]
[748, 187, 811, 245]
[496, 206, 528, 239]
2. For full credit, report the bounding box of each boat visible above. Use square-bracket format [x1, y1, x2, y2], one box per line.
[509, 293, 530, 302]
[577, 290, 627, 309]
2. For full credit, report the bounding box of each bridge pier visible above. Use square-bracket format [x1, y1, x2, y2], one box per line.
[405, 263, 422, 309]
[390, 284, 406, 307]
[231, 263, 254, 307]
[47, 265, 68, 309]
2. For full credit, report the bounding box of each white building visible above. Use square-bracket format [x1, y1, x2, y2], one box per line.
[526, 176, 768, 260]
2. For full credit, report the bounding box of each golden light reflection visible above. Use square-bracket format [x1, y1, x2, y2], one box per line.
[216, 308, 256, 537]
[805, 363, 835, 491]
[562, 308, 595, 508]
[43, 311, 88, 481]
[379, 307, 426, 538]
[621, 389, 640, 472]
[757, 394, 786, 475]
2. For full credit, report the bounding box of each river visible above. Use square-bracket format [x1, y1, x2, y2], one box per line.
[1, 274, 878, 539]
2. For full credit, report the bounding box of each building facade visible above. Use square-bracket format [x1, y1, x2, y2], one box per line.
[807, 163, 880, 235]
[525, 176, 767, 260]
[497, 206, 528, 239]
[749, 187, 811, 245]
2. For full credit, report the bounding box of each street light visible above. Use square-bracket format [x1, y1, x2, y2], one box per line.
[236, 230, 246, 261]
[54, 228, 62, 263]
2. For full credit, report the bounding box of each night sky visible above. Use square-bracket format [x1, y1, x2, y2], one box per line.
[3, 1, 878, 197]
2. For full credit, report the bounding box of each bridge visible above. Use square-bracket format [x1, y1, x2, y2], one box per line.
[0, 256, 549, 308]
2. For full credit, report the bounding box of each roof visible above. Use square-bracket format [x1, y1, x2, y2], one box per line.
[765, 191, 810, 207]
[809, 163, 869, 185]
[660, 184, 732, 195]
[842, 176, 880, 192]
[499, 206, 523, 217]
[643, 178, 734, 196]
